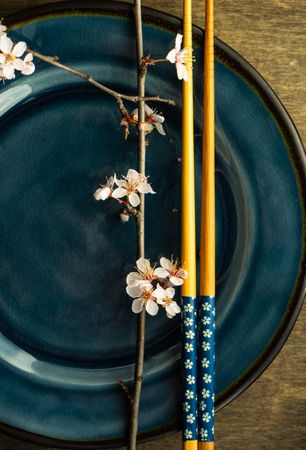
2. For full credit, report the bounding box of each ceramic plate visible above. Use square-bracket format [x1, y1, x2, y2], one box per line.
[0, 1, 305, 447]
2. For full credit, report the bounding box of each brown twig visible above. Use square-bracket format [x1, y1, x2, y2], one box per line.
[117, 380, 134, 405]
[127, 1, 147, 449]
[28, 48, 175, 117]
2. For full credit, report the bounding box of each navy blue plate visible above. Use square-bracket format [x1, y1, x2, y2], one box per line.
[0, 1, 305, 447]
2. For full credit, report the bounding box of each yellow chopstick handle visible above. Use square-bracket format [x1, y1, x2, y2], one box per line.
[199, 442, 214, 449]
[181, 0, 196, 298]
[184, 441, 198, 450]
[200, 0, 215, 297]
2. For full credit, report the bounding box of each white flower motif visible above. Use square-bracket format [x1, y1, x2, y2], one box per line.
[186, 375, 195, 385]
[202, 302, 211, 311]
[184, 343, 193, 352]
[200, 428, 209, 440]
[126, 283, 159, 316]
[184, 430, 193, 439]
[199, 401, 207, 411]
[94, 176, 115, 201]
[203, 329, 212, 338]
[184, 317, 193, 326]
[203, 374, 212, 384]
[154, 256, 187, 286]
[202, 316, 211, 325]
[202, 341, 211, 351]
[166, 33, 189, 81]
[132, 104, 166, 135]
[153, 283, 181, 318]
[201, 358, 210, 368]
[112, 168, 154, 207]
[202, 412, 211, 423]
[184, 304, 193, 313]
[185, 330, 195, 339]
[186, 413, 195, 424]
[201, 388, 210, 399]
[183, 401, 190, 412]
[0, 36, 27, 79]
[185, 389, 194, 400]
[184, 359, 193, 369]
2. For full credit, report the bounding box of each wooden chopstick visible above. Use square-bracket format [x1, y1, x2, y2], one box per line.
[198, 0, 215, 448]
[181, 0, 198, 448]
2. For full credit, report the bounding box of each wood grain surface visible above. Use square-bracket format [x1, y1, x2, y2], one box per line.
[0, 0, 305, 449]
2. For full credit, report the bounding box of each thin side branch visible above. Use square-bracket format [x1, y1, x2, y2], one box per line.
[28, 48, 175, 113]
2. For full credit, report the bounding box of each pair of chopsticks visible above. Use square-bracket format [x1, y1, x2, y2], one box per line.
[181, 0, 215, 448]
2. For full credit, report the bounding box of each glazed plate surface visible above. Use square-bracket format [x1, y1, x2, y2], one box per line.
[0, 1, 304, 447]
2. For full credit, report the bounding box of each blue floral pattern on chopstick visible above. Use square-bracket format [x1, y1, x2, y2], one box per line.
[182, 296, 198, 441]
[198, 295, 215, 442]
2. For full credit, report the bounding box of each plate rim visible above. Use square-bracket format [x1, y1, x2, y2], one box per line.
[1, 0, 305, 448]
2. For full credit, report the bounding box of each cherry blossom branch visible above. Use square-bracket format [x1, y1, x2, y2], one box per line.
[127, 1, 147, 449]
[27, 48, 175, 117]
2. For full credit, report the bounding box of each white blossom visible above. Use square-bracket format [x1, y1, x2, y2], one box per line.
[203, 329, 212, 338]
[132, 104, 166, 135]
[202, 341, 211, 351]
[184, 317, 193, 326]
[185, 330, 195, 339]
[166, 33, 189, 81]
[93, 176, 115, 201]
[184, 304, 193, 313]
[112, 168, 154, 207]
[153, 283, 180, 318]
[200, 429, 208, 440]
[202, 302, 211, 311]
[154, 256, 187, 286]
[201, 316, 211, 325]
[0, 36, 30, 80]
[126, 283, 159, 316]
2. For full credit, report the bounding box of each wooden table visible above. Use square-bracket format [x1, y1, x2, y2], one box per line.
[0, 1, 305, 449]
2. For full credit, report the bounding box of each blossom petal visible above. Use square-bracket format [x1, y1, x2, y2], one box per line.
[160, 257, 173, 270]
[126, 285, 141, 298]
[126, 271, 143, 286]
[146, 299, 159, 316]
[154, 267, 169, 279]
[24, 53, 33, 63]
[126, 168, 139, 182]
[12, 41, 26, 57]
[155, 121, 166, 135]
[136, 257, 151, 273]
[145, 104, 154, 115]
[138, 182, 154, 194]
[153, 113, 165, 124]
[128, 192, 140, 207]
[175, 33, 183, 51]
[170, 275, 184, 286]
[2, 64, 15, 79]
[112, 187, 127, 199]
[13, 58, 25, 71]
[21, 62, 35, 76]
[176, 62, 188, 81]
[132, 298, 144, 313]
[153, 284, 166, 301]
[0, 36, 13, 54]
[166, 48, 177, 64]
[166, 287, 176, 299]
[94, 187, 111, 201]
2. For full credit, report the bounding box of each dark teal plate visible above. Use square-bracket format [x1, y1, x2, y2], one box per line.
[0, 1, 305, 447]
